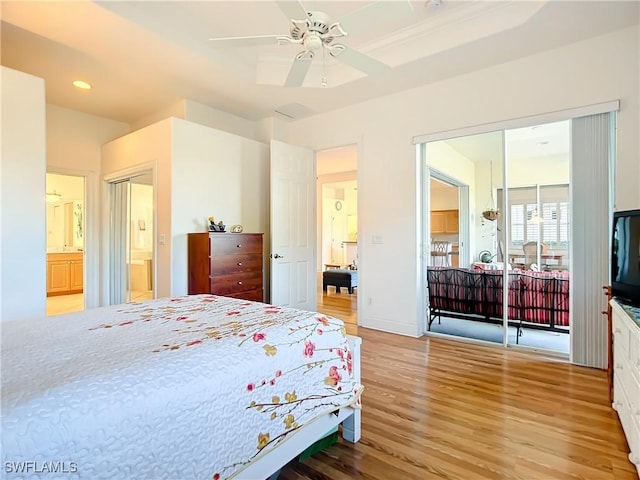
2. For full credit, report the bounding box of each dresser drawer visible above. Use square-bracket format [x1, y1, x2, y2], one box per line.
[210, 254, 262, 275]
[226, 289, 264, 303]
[210, 271, 262, 296]
[615, 343, 640, 415]
[210, 234, 262, 256]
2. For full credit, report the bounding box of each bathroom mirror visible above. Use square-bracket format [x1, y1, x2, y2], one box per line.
[46, 173, 85, 252]
[47, 200, 83, 251]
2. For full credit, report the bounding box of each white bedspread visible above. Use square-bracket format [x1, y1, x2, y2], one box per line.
[1, 295, 361, 479]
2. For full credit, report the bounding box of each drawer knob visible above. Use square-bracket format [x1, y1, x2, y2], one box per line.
[237, 262, 243, 266]
[236, 244, 242, 248]
[629, 453, 640, 465]
[237, 281, 243, 285]
[614, 328, 622, 335]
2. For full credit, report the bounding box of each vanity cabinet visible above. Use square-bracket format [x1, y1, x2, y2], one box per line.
[47, 253, 83, 296]
[188, 233, 264, 302]
[611, 298, 640, 476]
[431, 210, 459, 234]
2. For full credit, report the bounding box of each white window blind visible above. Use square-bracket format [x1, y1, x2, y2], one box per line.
[501, 185, 569, 248]
[571, 112, 614, 369]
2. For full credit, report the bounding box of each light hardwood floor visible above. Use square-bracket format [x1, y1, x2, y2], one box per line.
[277, 288, 636, 480]
[46, 291, 153, 316]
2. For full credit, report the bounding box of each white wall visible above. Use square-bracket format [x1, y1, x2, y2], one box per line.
[286, 26, 640, 338]
[170, 118, 269, 297]
[130, 183, 154, 254]
[507, 155, 569, 187]
[1, 67, 46, 321]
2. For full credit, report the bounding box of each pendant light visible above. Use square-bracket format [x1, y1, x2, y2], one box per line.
[482, 159, 500, 221]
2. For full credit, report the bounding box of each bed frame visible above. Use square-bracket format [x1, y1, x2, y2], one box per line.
[236, 335, 362, 479]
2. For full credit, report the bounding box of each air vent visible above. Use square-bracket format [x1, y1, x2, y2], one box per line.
[273, 103, 315, 120]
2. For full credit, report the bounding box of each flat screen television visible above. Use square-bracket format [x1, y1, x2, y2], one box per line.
[611, 209, 640, 305]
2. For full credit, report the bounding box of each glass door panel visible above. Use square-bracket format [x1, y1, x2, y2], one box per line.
[503, 121, 570, 353]
[425, 131, 504, 345]
[109, 172, 154, 305]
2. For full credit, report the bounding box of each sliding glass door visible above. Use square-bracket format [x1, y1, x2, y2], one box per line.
[424, 122, 572, 353]
[421, 102, 616, 367]
[108, 172, 154, 305]
[502, 120, 571, 352]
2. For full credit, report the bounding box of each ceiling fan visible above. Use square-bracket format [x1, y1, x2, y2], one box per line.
[208, 0, 414, 88]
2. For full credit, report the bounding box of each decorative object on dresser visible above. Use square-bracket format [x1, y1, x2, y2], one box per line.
[610, 298, 640, 476]
[188, 232, 263, 302]
[207, 216, 226, 232]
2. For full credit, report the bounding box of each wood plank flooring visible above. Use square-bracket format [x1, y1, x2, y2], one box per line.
[278, 288, 637, 480]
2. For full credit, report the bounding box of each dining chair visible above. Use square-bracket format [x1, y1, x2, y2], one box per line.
[431, 241, 452, 267]
[523, 241, 548, 269]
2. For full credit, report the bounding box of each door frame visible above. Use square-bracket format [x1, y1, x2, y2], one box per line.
[102, 163, 156, 306]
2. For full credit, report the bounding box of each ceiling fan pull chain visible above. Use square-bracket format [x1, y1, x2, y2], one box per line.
[321, 46, 328, 88]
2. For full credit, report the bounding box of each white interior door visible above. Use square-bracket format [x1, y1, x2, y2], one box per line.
[270, 140, 316, 310]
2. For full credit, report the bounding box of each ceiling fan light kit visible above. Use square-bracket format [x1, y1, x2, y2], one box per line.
[208, 0, 413, 88]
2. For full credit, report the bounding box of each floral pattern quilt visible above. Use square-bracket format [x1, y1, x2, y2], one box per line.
[1, 295, 362, 479]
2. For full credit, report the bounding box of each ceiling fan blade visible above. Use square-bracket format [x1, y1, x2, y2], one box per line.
[330, 45, 390, 76]
[335, 0, 414, 37]
[208, 35, 282, 48]
[284, 56, 313, 88]
[275, 0, 308, 20]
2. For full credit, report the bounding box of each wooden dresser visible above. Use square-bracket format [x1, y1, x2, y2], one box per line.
[188, 232, 264, 302]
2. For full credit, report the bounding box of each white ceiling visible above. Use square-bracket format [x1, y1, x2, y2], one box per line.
[2, 1, 638, 124]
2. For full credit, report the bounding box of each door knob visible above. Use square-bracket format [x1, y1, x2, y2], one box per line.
[271, 253, 284, 259]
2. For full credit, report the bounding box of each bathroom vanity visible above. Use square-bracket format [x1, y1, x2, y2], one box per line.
[46, 252, 83, 296]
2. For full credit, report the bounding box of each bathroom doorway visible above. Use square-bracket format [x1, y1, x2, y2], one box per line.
[46, 173, 85, 315]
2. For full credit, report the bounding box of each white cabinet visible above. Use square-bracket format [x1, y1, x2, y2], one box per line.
[611, 299, 640, 477]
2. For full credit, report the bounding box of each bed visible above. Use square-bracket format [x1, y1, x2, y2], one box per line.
[1, 294, 362, 479]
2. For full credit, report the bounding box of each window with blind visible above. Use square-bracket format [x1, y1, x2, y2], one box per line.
[500, 185, 569, 249]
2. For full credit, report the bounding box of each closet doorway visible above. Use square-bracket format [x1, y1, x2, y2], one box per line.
[108, 172, 154, 305]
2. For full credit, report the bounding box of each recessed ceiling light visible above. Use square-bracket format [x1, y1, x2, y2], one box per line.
[72, 80, 92, 90]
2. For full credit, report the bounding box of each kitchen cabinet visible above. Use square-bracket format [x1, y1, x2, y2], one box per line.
[431, 210, 459, 234]
[47, 253, 83, 296]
